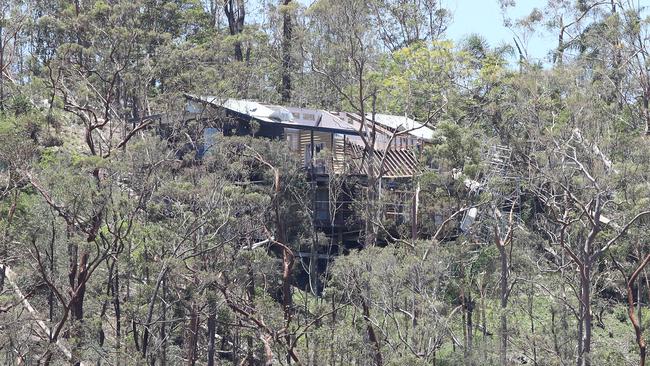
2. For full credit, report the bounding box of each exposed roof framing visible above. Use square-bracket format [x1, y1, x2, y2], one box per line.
[346, 142, 420, 178]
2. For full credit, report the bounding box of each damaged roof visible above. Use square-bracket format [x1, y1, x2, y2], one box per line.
[345, 142, 421, 178]
[367, 113, 434, 140]
[185, 94, 433, 141]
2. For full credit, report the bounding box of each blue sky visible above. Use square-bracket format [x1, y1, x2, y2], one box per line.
[293, 0, 556, 62]
[293, 0, 650, 64]
[444, 0, 554, 62]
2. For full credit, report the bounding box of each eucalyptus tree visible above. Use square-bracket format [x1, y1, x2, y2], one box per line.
[617, 1, 650, 134]
[305, 0, 387, 249]
[326, 244, 456, 365]
[368, 0, 450, 51]
[1, 2, 195, 363]
[280, 0, 294, 103]
[307, 0, 454, 249]
[500, 64, 650, 366]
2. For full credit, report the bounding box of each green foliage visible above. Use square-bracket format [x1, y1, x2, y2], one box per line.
[425, 121, 482, 178]
[375, 40, 458, 120]
[2, 0, 650, 365]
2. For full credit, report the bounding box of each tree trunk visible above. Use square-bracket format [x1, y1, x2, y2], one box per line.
[280, 0, 292, 103]
[113, 260, 122, 366]
[207, 297, 217, 366]
[69, 251, 90, 366]
[609, 0, 622, 110]
[98, 259, 115, 349]
[528, 281, 537, 365]
[641, 85, 650, 136]
[466, 292, 474, 366]
[186, 302, 199, 366]
[411, 182, 420, 241]
[628, 275, 648, 366]
[142, 266, 168, 359]
[615, 252, 650, 366]
[0, 265, 4, 296]
[160, 276, 168, 366]
[0, 17, 4, 111]
[364, 173, 380, 247]
[460, 284, 474, 366]
[361, 299, 383, 366]
[281, 245, 296, 363]
[224, 0, 245, 62]
[73, 253, 89, 323]
[498, 244, 508, 366]
[580, 263, 592, 366]
[555, 16, 565, 66]
[48, 222, 56, 330]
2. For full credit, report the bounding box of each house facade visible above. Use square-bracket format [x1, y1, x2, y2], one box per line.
[182, 94, 433, 254]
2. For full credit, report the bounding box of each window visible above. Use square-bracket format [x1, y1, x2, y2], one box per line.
[305, 142, 327, 168]
[203, 128, 219, 153]
[315, 188, 330, 222]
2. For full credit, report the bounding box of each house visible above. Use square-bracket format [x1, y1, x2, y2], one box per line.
[182, 94, 434, 252]
[183, 94, 432, 176]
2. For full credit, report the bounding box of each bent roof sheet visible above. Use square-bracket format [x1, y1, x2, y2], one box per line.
[187, 94, 359, 134]
[268, 106, 357, 132]
[188, 95, 276, 123]
[188, 95, 433, 140]
[367, 113, 434, 140]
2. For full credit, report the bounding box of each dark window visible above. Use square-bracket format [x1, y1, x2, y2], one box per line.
[315, 188, 329, 222]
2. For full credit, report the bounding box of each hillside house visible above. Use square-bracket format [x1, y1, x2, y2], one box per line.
[182, 94, 434, 251]
[184, 94, 431, 174]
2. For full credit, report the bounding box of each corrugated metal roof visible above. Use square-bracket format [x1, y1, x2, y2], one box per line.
[366, 113, 434, 140]
[188, 95, 278, 123]
[185, 95, 424, 177]
[273, 106, 357, 133]
[187, 95, 359, 134]
[187, 95, 433, 141]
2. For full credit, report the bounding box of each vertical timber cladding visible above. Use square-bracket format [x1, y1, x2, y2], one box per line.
[285, 128, 300, 152]
[298, 129, 338, 171]
[333, 134, 346, 174]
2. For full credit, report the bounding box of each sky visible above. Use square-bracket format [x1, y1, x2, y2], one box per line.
[293, 0, 650, 65]
[444, 0, 554, 63]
